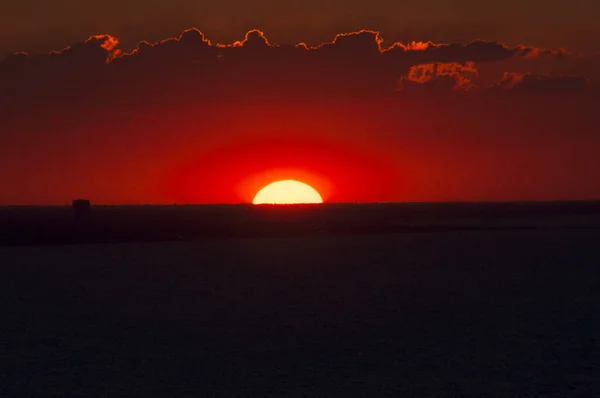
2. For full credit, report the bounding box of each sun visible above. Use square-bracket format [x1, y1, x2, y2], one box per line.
[253, 180, 324, 205]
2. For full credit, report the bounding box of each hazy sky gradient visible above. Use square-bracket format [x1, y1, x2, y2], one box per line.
[2, 0, 600, 55]
[1, 2, 599, 204]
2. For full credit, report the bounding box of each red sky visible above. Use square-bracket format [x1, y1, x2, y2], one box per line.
[1, 27, 599, 204]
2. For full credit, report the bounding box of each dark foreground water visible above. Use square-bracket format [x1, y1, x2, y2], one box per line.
[1, 230, 599, 396]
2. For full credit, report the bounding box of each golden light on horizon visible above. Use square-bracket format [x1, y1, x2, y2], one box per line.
[252, 180, 324, 204]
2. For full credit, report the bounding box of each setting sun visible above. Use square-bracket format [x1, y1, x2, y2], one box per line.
[252, 180, 323, 205]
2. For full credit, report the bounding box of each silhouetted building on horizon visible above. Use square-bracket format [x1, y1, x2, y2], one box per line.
[72, 199, 91, 219]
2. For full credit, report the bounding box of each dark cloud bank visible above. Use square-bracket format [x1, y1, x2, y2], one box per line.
[1, 29, 597, 104]
[0, 30, 599, 204]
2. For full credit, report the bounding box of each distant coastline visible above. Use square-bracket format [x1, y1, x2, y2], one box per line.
[2, 201, 600, 247]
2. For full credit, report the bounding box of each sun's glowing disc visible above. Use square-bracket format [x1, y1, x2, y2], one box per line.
[252, 180, 323, 204]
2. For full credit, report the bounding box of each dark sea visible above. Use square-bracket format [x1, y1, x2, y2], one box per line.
[1, 205, 599, 396]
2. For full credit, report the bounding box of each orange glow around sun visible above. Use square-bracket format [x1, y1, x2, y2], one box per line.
[253, 180, 324, 204]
